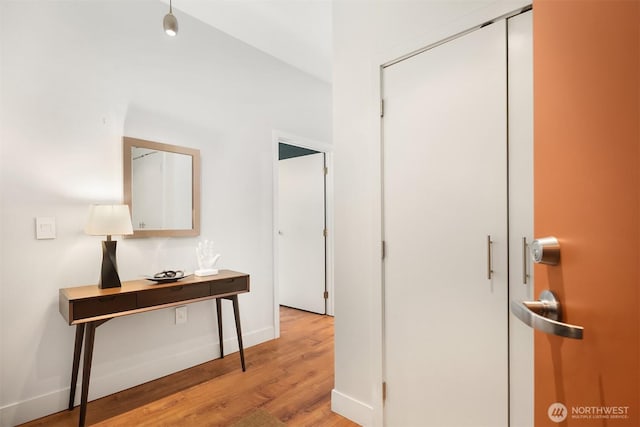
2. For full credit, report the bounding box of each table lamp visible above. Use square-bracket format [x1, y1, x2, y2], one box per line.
[85, 204, 134, 289]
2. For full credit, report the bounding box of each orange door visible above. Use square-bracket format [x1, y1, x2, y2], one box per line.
[533, 0, 640, 425]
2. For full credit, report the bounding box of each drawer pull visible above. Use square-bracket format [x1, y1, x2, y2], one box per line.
[98, 296, 116, 303]
[137, 283, 210, 307]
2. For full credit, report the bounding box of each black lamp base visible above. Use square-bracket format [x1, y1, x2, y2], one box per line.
[99, 240, 122, 289]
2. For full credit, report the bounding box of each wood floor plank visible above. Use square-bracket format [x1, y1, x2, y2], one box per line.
[19, 307, 358, 427]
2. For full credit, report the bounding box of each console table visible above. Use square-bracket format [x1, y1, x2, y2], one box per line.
[59, 270, 250, 427]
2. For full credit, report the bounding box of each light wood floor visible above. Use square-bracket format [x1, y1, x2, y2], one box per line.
[20, 306, 358, 427]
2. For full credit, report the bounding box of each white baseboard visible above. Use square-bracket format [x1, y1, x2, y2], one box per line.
[0, 326, 274, 427]
[331, 388, 373, 427]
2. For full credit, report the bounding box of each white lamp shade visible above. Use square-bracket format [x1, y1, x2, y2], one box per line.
[85, 205, 134, 236]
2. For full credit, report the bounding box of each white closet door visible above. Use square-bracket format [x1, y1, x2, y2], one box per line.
[508, 10, 534, 427]
[278, 153, 326, 314]
[383, 21, 508, 427]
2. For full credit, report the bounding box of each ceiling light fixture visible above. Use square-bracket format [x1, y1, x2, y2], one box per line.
[163, 0, 178, 37]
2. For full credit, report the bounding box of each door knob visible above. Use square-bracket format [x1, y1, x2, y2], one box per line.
[510, 290, 583, 339]
[530, 236, 560, 265]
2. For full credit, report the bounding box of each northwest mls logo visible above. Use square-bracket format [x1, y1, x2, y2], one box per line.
[548, 402, 568, 423]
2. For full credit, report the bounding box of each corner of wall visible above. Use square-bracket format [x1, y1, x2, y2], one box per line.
[331, 388, 374, 427]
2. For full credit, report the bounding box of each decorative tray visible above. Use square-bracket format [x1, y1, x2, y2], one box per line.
[144, 271, 191, 283]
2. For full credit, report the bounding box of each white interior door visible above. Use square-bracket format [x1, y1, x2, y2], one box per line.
[383, 21, 508, 426]
[278, 152, 326, 314]
[507, 10, 534, 427]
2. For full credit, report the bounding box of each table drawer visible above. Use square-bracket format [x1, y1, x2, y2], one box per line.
[211, 276, 249, 295]
[73, 294, 138, 320]
[138, 283, 210, 307]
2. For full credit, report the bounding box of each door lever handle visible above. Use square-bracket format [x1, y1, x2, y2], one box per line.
[510, 290, 583, 339]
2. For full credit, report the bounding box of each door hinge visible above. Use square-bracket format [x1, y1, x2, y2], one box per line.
[382, 240, 386, 259]
[383, 382, 387, 401]
[380, 99, 385, 118]
[323, 228, 328, 237]
[324, 291, 329, 299]
[323, 166, 328, 176]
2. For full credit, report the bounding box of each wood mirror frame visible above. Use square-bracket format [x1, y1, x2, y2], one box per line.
[123, 136, 201, 238]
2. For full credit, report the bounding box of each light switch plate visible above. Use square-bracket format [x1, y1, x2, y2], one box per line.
[36, 217, 56, 239]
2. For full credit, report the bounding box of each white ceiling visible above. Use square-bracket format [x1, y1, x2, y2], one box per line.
[171, 0, 332, 83]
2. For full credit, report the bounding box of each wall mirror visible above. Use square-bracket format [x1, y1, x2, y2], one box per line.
[123, 136, 200, 238]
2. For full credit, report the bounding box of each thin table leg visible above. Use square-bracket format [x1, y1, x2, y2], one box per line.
[78, 322, 97, 427]
[230, 295, 246, 372]
[68, 323, 85, 410]
[216, 298, 224, 358]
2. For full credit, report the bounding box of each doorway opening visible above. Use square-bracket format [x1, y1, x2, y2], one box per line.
[272, 130, 334, 338]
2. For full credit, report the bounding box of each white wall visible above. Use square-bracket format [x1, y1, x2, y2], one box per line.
[331, 1, 529, 425]
[0, 1, 331, 425]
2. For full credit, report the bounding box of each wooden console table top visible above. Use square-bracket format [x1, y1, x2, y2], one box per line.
[59, 269, 250, 325]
